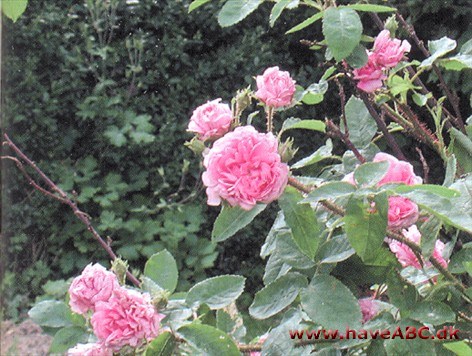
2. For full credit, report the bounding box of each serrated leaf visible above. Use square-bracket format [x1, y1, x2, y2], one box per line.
[443, 155, 457, 187]
[144, 250, 178, 293]
[316, 234, 355, 264]
[322, 7, 362, 61]
[276, 232, 316, 269]
[212, 204, 266, 242]
[218, 0, 263, 27]
[301, 275, 362, 330]
[188, 0, 211, 13]
[409, 301, 456, 325]
[28, 300, 74, 328]
[354, 161, 389, 186]
[420, 37, 457, 68]
[178, 323, 240, 356]
[278, 186, 321, 259]
[302, 181, 356, 203]
[281, 118, 326, 133]
[344, 194, 388, 263]
[393, 184, 460, 198]
[186, 275, 245, 309]
[286, 11, 323, 34]
[345, 4, 396, 13]
[263, 252, 292, 285]
[443, 341, 472, 355]
[144, 332, 176, 356]
[291, 139, 334, 169]
[343, 96, 377, 148]
[249, 273, 307, 319]
[49, 327, 89, 354]
[1, 0, 28, 22]
[269, 0, 292, 27]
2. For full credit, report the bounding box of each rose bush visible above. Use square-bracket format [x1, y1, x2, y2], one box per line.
[21, 1, 472, 355]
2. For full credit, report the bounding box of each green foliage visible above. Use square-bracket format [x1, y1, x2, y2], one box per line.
[144, 250, 179, 293]
[178, 323, 240, 356]
[1, 0, 28, 22]
[212, 204, 266, 242]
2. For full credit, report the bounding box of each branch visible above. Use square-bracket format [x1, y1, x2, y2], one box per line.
[2, 134, 141, 287]
[325, 120, 366, 163]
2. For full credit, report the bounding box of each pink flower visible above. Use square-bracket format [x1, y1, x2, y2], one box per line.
[67, 343, 112, 356]
[188, 99, 233, 141]
[353, 53, 386, 93]
[373, 152, 423, 186]
[91, 287, 164, 351]
[373, 30, 411, 68]
[432, 239, 449, 269]
[202, 126, 289, 210]
[342, 172, 356, 185]
[250, 334, 268, 356]
[255, 66, 296, 107]
[68, 263, 119, 315]
[388, 196, 419, 230]
[388, 225, 422, 269]
[358, 298, 380, 323]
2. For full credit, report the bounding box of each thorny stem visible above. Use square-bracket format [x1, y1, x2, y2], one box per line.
[2, 134, 141, 288]
[286, 176, 469, 297]
[358, 91, 407, 161]
[326, 120, 366, 163]
[266, 106, 275, 133]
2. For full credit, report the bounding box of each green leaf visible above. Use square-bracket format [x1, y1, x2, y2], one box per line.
[178, 323, 240, 356]
[104, 126, 127, 147]
[386, 269, 419, 314]
[212, 204, 266, 242]
[322, 7, 363, 61]
[278, 186, 321, 259]
[316, 234, 355, 264]
[409, 301, 456, 325]
[301, 275, 362, 330]
[49, 327, 89, 354]
[276, 232, 316, 269]
[344, 4, 396, 13]
[354, 161, 389, 186]
[384, 319, 435, 355]
[412, 93, 430, 107]
[302, 181, 356, 203]
[263, 252, 291, 285]
[439, 55, 472, 70]
[144, 250, 178, 293]
[443, 341, 472, 355]
[186, 275, 245, 309]
[344, 194, 388, 263]
[249, 272, 307, 319]
[346, 44, 368, 68]
[188, 0, 211, 13]
[444, 154, 457, 187]
[269, 0, 292, 27]
[218, 0, 263, 27]
[449, 243, 472, 274]
[420, 37, 457, 68]
[28, 300, 74, 328]
[280, 118, 326, 133]
[144, 332, 176, 356]
[1, 0, 28, 22]
[393, 184, 460, 198]
[343, 96, 377, 148]
[286, 11, 323, 34]
[419, 217, 442, 259]
[291, 139, 334, 169]
[449, 127, 472, 174]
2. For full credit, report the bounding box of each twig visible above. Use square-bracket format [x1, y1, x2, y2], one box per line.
[358, 91, 407, 160]
[325, 120, 366, 163]
[266, 106, 274, 133]
[415, 147, 429, 183]
[335, 78, 348, 136]
[2, 134, 141, 287]
[395, 13, 465, 132]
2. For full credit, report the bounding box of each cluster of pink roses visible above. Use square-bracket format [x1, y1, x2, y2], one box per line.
[353, 30, 411, 93]
[67, 264, 164, 355]
[187, 67, 295, 210]
[344, 152, 448, 271]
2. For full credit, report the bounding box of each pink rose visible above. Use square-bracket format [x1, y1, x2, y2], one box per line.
[388, 225, 423, 269]
[432, 239, 449, 269]
[388, 196, 419, 230]
[67, 343, 112, 356]
[373, 30, 411, 68]
[358, 298, 380, 323]
[255, 66, 296, 107]
[342, 172, 356, 186]
[353, 53, 386, 93]
[373, 152, 423, 186]
[68, 263, 119, 315]
[202, 126, 289, 210]
[188, 99, 233, 141]
[91, 287, 164, 351]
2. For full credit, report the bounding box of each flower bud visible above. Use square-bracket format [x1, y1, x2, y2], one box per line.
[278, 137, 298, 163]
[152, 289, 171, 309]
[234, 87, 252, 116]
[111, 258, 129, 285]
[384, 15, 398, 35]
[185, 137, 206, 156]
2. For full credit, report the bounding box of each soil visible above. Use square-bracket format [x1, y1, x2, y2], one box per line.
[1, 319, 52, 356]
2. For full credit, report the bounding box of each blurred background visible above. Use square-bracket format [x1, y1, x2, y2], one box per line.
[2, 0, 471, 320]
